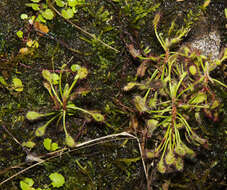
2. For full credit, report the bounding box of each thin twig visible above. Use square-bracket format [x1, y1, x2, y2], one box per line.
[0, 132, 147, 186]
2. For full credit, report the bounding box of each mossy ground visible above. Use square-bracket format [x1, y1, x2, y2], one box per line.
[0, 0, 226, 189]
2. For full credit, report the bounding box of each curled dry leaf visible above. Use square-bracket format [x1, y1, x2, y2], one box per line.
[34, 21, 49, 36]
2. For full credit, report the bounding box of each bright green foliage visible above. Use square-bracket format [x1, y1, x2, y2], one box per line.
[12, 78, 23, 92]
[61, 8, 74, 19]
[19, 173, 64, 190]
[17, 30, 23, 38]
[49, 172, 65, 188]
[22, 141, 36, 148]
[26, 111, 44, 120]
[20, 178, 35, 190]
[43, 138, 59, 151]
[26, 64, 104, 147]
[41, 9, 54, 20]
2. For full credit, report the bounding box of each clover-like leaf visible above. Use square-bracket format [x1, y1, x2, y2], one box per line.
[49, 172, 65, 188]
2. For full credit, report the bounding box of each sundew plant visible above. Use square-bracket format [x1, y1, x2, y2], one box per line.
[124, 12, 227, 173]
[26, 64, 104, 147]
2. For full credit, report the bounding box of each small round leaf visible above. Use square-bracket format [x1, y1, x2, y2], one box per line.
[49, 172, 65, 188]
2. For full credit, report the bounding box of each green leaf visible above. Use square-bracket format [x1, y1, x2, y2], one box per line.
[20, 14, 28, 20]
[51, 73, 59, 85]
[30, 0, 41, 2]
[55, 0, 65, 7]
[146, 119, 158, 136]
[123, 82, 138, 91]
[65, 135, 75, 147]
[43, 138, 59, 151]
[42, 70, 51, 82]
[49, 172, 65, 188]
[22, 141, 36, 148]
[20, 178, 35, 190]
[35, 125, 47, 136]
[12, 78, 23, 92]
[77, 67, 88, 79]
[51, 142, 59, 151]
[174, 156, 184, 171]
[71, 64, 81, 72]
[41, 9, 54, 20]
[25, 3, 40, 11]
[165, 150, 175, 166]
[43, 138, 52, 150]
[189, 65, 197, 75]
[157, 159, 166, 173]
[68, 0, 77, 7]
[133, 95, 148, 112]
[225, 8, 227, 19]
[190, 92, 207, 104]
[0, 76, 8, 86]
[174, 142, 186, 157]
[62, 8, 74, 19]
[91, 113, 104, 122]
[26, 111, 44, 120]
[37, 14, 46, 23]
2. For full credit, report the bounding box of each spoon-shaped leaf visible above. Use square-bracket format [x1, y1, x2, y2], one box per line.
[42, 70, 51, 83]
[35, 124, 48, 136]
[65, 135, 75, 147]
[77, 67, 88, 79]
[26, 111, 44, 120]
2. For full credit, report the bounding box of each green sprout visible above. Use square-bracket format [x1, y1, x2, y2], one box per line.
[26, 64, 104, 147]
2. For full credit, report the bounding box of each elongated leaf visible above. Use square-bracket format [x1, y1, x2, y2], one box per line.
[26, 111, 44, 120]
